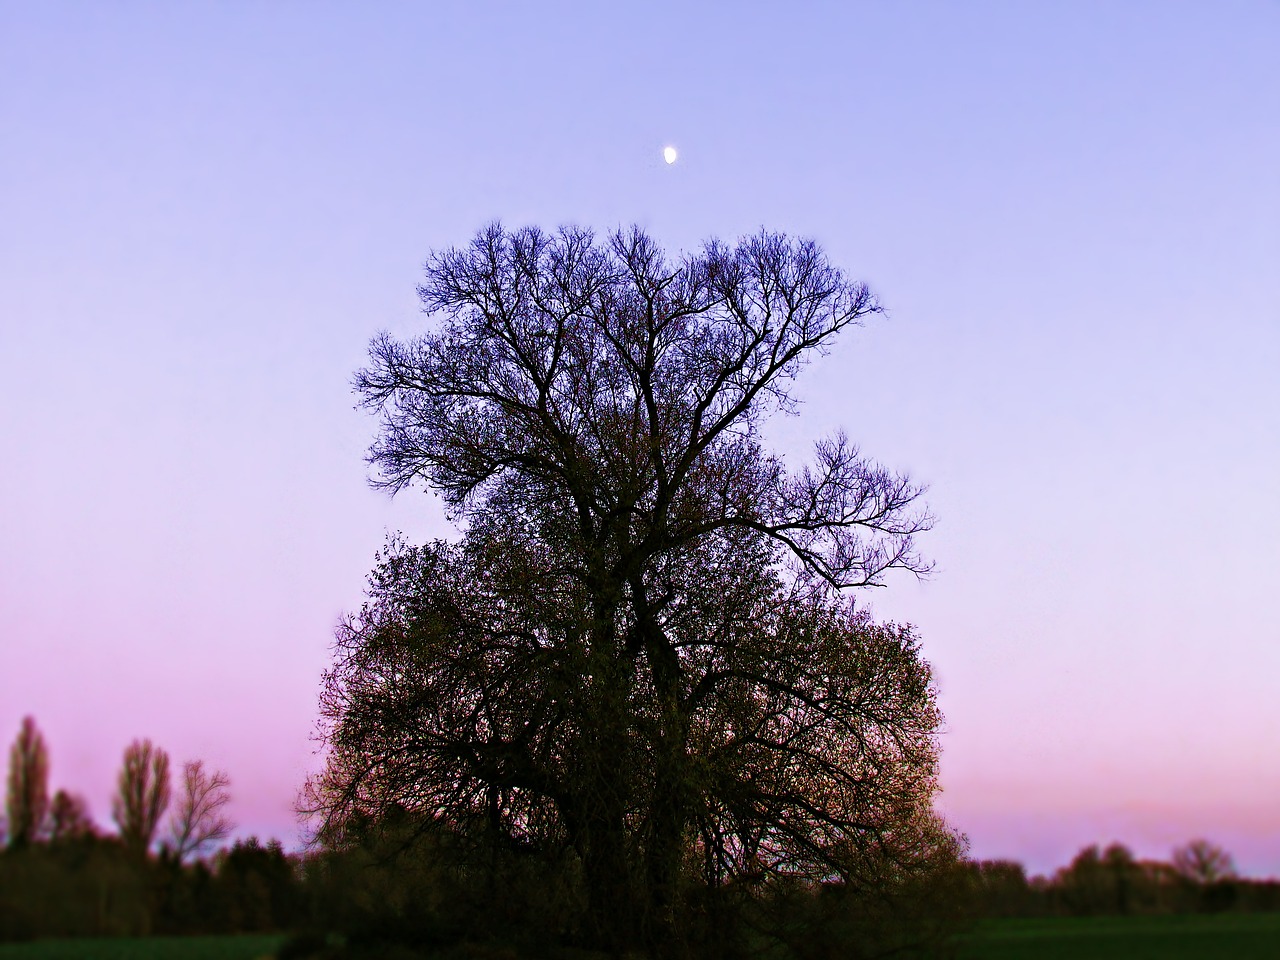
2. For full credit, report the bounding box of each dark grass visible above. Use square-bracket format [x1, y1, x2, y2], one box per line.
[958, 913, 1280, 960]
[3, 917, 1280, 960]
[0, 935, 287, 960]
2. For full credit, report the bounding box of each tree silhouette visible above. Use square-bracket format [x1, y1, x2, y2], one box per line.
[1172, 839, 1236, 885]
[48, 789, 94, 842]
[167, 760, 234, 861]
[112, 739, 171, 858]
[5, 716, 50, 848]
[312, 224, 944, 953]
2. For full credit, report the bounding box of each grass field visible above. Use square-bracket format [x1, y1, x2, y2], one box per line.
[958, 913, 1280, 960]
[2, 917, 1279, 960]
[0, 935, 286, 960]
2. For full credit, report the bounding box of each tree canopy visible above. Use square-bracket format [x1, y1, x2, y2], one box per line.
[6, 716, 49, 849]
[310, 223, 950, 955]
[113, 738, 171, 859]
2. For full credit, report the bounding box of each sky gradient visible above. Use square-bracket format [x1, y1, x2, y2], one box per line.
[2, 1, 1278, 876]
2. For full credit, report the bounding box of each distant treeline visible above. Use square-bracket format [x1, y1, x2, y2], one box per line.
[0, 833, 302, 939]
[5, 714, 1279, 953]
[0, 715, 303, 940]
[5, 827, 1280, 945]
[0, 811, 971, 953]
[967, 840, 1280, 919]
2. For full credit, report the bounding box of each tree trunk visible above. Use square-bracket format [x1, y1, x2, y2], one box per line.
[643, 749, 686, 954]
[581, 801, 639, 951]
[641, 620, 691, 956]
[577, 594, 642, 952]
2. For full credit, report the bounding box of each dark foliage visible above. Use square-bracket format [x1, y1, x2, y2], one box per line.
[4, 829, 1276, 953]
[0, 835, 147, 939]
[967, 841, 1280, 920]
[0, 833, 306, 940]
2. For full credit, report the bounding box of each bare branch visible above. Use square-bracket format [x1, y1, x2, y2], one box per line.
[168, 760, 234, 862]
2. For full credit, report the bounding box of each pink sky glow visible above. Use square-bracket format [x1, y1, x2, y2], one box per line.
[2, 2, 1277, 878]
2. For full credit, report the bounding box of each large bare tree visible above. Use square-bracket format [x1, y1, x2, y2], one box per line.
[5, 716, 50, 848]
[312, 224, 944, 953]
[112, 738, 171, 858]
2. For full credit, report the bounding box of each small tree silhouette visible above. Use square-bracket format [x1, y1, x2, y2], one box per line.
[112, 738, 171, 858]
[5, 716, 50, 848]
[1172, 839, 1236, 885]
[167, 759, 234, 861]
[48, 789, 95, 842]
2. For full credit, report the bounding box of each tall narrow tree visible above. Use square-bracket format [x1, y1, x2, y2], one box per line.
[112, 739, 171, 858]
[5, 716, 50, 848]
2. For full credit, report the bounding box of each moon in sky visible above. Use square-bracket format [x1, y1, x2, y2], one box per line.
[663, 145, 678, 164]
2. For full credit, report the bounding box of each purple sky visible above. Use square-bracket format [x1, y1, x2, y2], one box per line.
[2, 2, 1277, 877]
